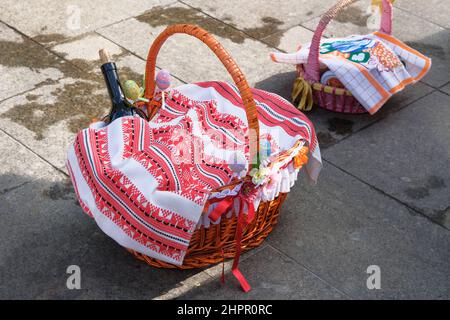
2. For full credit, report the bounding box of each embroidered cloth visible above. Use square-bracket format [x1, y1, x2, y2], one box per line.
[67, 82, 321, 265]
[271, 32, 431, 114]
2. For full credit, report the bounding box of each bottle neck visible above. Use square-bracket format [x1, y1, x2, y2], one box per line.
[101, 62, 125, 107]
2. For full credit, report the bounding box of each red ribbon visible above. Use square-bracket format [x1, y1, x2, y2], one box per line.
[220, 248, 225, 285]
[208, 191, 255, 293]
[208, 197, 234, 222]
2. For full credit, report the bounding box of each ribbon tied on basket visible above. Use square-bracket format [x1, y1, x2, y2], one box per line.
[208, 181, 259, 292]
[292, 77, 314, 111]
[205, 145, 310, 292]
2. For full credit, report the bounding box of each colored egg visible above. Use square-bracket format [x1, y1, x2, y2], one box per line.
[156, 69, 171, 90]
[122, 80, 141, 101]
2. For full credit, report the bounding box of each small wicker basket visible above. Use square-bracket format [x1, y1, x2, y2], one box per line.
[295, 0, 393, 114]
[126, 25, 304, 280]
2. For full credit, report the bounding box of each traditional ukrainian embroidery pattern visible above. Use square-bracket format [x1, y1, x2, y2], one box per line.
[67, 81, 321, 265]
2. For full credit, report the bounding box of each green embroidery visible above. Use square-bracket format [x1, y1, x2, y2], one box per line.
[320, 42, 336, 54]
[348, 52, 370, 63]
[319, 41, 371, 64]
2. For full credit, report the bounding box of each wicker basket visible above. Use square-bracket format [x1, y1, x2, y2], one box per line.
[295, 0, 393, 114]
[127, 25, 295, 277]
[130, 192, 288, 269]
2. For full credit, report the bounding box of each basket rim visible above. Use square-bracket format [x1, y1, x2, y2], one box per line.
[296, 64, 353, 97]
[311, 81, 353, 96]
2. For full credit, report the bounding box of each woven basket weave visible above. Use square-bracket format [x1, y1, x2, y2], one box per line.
[296, 0, 393, 114]
[130, 193, 287, 269]
[127, 24, 296, 270]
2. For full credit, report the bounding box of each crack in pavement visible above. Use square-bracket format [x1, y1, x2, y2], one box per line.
[322, 158, 449, 231]
[0, 128, 68, 177]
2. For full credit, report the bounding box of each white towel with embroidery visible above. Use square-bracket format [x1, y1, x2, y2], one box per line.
[271, 32, 431, 114]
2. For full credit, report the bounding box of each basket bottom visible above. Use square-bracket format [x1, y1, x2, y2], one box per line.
[314, 89, 367, 114]
[128, 193, 288, 269]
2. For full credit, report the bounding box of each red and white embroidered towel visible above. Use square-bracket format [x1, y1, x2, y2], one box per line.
[67, 81, 321, 265]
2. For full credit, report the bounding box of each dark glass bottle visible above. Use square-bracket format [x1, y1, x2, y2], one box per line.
[99, 49, 145, 122]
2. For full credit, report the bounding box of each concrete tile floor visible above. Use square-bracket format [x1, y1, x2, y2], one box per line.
[0, 0, 448, 299]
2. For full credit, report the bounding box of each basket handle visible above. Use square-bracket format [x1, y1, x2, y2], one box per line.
[144, 24, 260, 168]
[304, 0, 393, 83]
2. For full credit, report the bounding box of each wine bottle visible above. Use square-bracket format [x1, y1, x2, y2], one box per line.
[99, 49, 145, 122]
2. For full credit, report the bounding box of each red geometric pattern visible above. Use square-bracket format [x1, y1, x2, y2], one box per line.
[68, 81, 320, 264]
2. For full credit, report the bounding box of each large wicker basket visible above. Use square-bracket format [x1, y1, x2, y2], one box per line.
[127, 24, 293, 272]
[295, 0, 393, 114]
[130, 193, 288, 269]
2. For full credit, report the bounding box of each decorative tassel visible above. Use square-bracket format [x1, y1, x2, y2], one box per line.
[292, 77, 314, 111]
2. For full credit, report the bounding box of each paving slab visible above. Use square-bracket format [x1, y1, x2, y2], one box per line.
[0, 0, 448, 301]
[0, 22, 65, 101]
[179, 246, 346, 300]
[301, 2, 450, 88]
[0, 0, 176, 46]
[395, 0, 450, 29]
[35, 227, 201, 299]
[51, 33, 125, 65]
[36, 220, 269, 299]
[0, 34, 135, 169]
[263, 25, 315, 53]
[440, 82, 450, 95]
[152, 271, 214, 300]
[0, 19, 106, 171]
[0, 75, 108, 169]
[0, 170, 93, 299]
[0, 169, 202, 299]
[49, 32, 185, 86]
[0, 31, 185, 175]
[324, 91, 450, 229]
[182, 0, 329, 40]
[268, 164, 450, 299]
[254, 70, 434, 149]
[305, 82, 435, 149]
[139, 246, 267, 299]
[0, 130, 58, 193]
[97, 3, 294, 87]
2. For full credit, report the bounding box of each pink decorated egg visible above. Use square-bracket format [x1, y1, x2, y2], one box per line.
[156, 69, 171, 91]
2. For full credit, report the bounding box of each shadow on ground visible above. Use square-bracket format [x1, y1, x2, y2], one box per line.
[255, 71, 375, 149]
[255, 64, 435, 149]
[0, 173, 202, 299]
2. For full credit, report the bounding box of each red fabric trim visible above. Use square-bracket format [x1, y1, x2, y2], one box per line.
[231, 197, 251, 292]
[206, 190, 257, 292]
[232, 268, 251, 293]
[208, 197, 234, 222]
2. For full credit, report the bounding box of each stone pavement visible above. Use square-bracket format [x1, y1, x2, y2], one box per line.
[0, 0, 449, 299]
